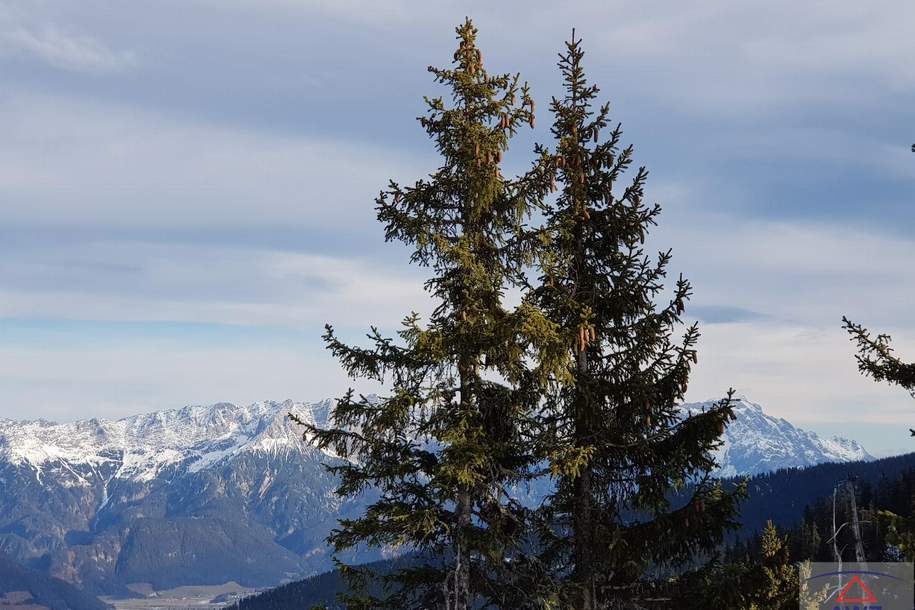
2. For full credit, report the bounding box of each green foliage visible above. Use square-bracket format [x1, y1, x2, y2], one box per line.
[878, 509, 915, 560]
[750, 521, 798, 609]
[528, 32, 744, 609]
[296, 19, 564, 610]
[676, 522, 801, 610]
[843, 316, 915, 434]
[843, 316, 915, 396]
[296, 22, 751, 610]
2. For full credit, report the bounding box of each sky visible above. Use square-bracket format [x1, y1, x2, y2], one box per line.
[0, 1, 913, 456]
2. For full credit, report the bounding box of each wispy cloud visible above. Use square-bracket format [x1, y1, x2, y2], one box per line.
[1, 25, 135, 73]
[0, 93, 423, 233]
[0, 241, 430, 329]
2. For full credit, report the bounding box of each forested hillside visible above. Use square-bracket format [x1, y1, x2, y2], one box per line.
[0, 554, 110, 610]
[235, 452, 915, 609]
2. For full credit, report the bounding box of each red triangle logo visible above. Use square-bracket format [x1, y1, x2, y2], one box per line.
[836, 575, 878, 603]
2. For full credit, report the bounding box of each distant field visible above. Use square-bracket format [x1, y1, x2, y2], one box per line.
[106, 599, 225, 610]
[103, 582, 259, 610]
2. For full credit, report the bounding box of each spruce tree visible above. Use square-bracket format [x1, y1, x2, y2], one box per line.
[297, 20, 563, 610]
[531, 33, 743, 609]
[747, 521, 798, 610]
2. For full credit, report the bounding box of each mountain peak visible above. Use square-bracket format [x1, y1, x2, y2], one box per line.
[681, 397, 873, 477]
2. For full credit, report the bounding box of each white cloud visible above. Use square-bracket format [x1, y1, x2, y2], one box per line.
[0, 241, 431, 329]
[0, 342, 369, 422]
[1, 25, 135, 73]
[686, 320, 915, 427]
[0, 93, 422, 231]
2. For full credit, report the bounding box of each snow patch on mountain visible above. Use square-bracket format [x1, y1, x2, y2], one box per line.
[0, 399, 334, 484]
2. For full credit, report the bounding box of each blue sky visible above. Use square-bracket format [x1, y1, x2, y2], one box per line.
[0, 1, 913, 456]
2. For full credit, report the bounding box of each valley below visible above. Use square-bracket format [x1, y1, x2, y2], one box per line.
[102, 583, 258, 610]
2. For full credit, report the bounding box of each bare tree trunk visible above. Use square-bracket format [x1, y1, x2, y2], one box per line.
[846, 480, 867, 564]
[833, 485, 843, 593]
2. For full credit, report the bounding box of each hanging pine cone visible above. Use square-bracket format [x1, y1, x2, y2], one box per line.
[556, 155, 565, 168]
[550, 177, 557, 193]
[583, 208, 590, 221]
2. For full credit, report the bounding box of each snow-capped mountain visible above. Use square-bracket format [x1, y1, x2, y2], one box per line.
[0, 397, 872, 595]
[0, 400, 367, 596]
[0, 399, 332, 484]
[681, 397, 873, 477]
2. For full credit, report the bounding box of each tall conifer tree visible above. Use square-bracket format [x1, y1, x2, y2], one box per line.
[298, 20, 563, 610]
[532, 34, 743, 609]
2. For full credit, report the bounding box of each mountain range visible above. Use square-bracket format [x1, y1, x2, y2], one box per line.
[0, 397, 873, 597]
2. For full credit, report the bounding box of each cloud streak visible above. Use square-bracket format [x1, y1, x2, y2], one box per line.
[1, 25, 135, 73]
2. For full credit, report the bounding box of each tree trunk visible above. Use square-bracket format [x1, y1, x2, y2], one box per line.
[846, 480, 867, 564]
[573, 343, 595, 609]
[450, 493, 472, 610]
[451, 347, 476, 610]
